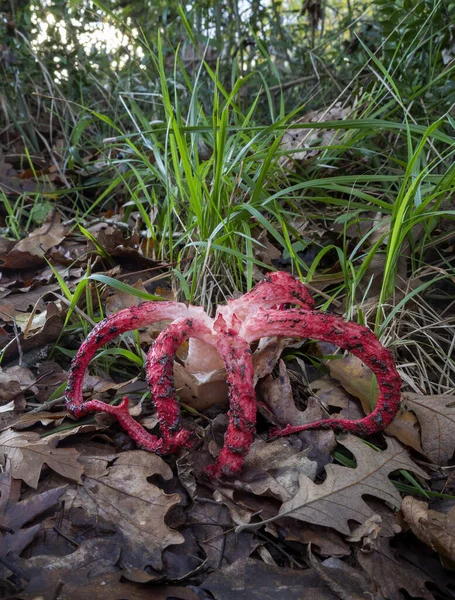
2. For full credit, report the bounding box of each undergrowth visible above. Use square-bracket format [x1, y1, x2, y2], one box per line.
[1, 1, 455, 399]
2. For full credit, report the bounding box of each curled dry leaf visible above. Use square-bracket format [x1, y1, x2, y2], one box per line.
[401, 496, 455, 561]
[403, 392, 455, 464]
[2, 301, 65, 362]
[0, 429, 84, 488]
[281, 104, 352, 166]
[65, 450, 184, 571]
[232, 437, 317, 501]
[276, 435, 427, 536]
[0, 212, 67, 268]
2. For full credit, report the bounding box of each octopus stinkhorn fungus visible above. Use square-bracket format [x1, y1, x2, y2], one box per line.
[65, 272, 401, 477]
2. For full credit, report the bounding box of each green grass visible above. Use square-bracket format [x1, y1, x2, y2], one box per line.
[1, 1, 455, 396]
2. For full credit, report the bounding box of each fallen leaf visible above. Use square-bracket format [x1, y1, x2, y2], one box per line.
[0, 365, 36, 407]
[281, 104, 351, 160]
[280, 520, 351, 557]
[252, 228, 281, 266]
[233, 438, 317, 501]
[252, 336, 289, 383]
[403, 392, 455, 464]
[311, 554, 381, 600]
[259, 360, 336, 468]
[358, 537, 436, 600]
[0, 458, 66, 561]
[401, 496, 455, 561]
[276, 435, 427, 535]
[1, 301, 65, 362]
[201, 557, 338, 599]
[8, 538, 122, 598]
[0, 212, 67, 268]
[0, 428, 84, 488]
[0, 282, 62, 313]
[65, 450, 184, 570]
[0, 159, 55, 197]
[181, 501, 256, 574]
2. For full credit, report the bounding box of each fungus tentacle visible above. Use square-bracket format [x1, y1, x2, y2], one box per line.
[80, 396, 193, 454]
[147, 318, 256, 477]
[242, 308, 401, 438]
[65, 301, 211, 417]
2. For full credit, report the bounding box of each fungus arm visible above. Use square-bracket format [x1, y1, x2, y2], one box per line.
[242, 308, 401, 437]
[146, 318, 256, 477]
[65, 301, 192, 417]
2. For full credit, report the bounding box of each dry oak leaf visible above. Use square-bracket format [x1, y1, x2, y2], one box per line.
[402, 392, 455, 464]
[276, 435, 427, 535]
[0, 429, 84, 488]
[311, 555, 382, 600]
[357, 537, 435, 600]
[201, 557, 338, 600]
[401, 496, 455, 561]
[232, 437, 317, 502]
[66, 450, 184, 571]
[0, 459, 67, 561]
[0, 212, 67, 268]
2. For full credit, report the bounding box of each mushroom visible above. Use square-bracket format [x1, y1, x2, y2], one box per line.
[65, 272, 401, 477]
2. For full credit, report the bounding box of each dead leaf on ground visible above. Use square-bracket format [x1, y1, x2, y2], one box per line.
[0, 428, 84, 488]
[259, 359, 336, 468]
[0, 212, 67, 268]
[403, 392, 455, 464]
[1, 300, 65, 362]
[310, 554, 382, 600]
[232, 438, 317, 502]
[358, 537, 436, 600]
[281, 104, 352, 166]
[0, 158, 55, 197]
[0, 281, 62, 313]
[0, 365, 36, 407]
[309, 375, 355, 410]
[280, 520, 351, 557]
[183, 500, 257, 574]
[401, 496, 455, 561]
[0, 458, 66, 563]
[7, 538, 121, 598]
[252, 227, 281, 266]
[275, 435, 427, 535]
[64, 450, 184, 571]
[201, 557, 338, 600]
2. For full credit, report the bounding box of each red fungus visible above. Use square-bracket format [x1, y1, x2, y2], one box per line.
[65, 272, 402, 477]
[147, 317, 256, 477]
[65, 301, 210, 454]
[241, 308, 402, 438]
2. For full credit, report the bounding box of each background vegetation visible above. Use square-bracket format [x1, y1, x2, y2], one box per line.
[1, 0, 455, 387]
